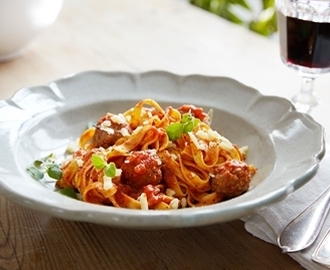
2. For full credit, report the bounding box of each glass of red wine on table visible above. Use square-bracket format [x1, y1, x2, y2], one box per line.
[276, 0, 330, 113]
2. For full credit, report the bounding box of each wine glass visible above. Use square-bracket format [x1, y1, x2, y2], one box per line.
[276, 0, 330, 113]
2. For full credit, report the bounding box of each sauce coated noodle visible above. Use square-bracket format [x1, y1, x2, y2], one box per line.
[56, 99, 256, 210]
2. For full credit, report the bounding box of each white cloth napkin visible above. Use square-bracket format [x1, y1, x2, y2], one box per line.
[244, 152, 330, 270]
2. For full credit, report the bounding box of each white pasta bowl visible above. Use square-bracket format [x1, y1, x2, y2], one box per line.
[0, 71, 325, 229]
[0, 0, 63, 62]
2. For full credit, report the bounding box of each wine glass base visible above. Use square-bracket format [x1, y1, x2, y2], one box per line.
[292, 94, 319, 114]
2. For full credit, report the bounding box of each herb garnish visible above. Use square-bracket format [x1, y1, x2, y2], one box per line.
[57, 187, 78, 199]
[26, 153, 62, 180]
[166, 113, 200, 141]
[91, 154, 117, 178]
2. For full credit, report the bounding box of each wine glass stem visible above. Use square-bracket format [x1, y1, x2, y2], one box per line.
[292, 75, 319, 114]
[301, 76, 315, 95]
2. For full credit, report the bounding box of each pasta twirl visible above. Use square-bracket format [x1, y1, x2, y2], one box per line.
[56, 99, 256, 210]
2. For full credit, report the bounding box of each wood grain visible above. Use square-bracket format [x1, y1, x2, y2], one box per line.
[0, 195, 300, 270]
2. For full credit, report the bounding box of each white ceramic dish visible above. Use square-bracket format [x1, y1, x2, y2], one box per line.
[0, 71, 325, 229]
[0, 0, 63, 61]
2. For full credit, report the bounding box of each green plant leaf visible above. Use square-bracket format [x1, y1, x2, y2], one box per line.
[166, 112, 201, 141]
[262, 0, 275, 9]
[105, 162, 117, 178]
[34, 153, 53, 168]
[183, 121, 194, 134]
[228, 0, 250, 9]
[249, 7, 277, 36]
[26, 166, 44, 180]
[91, 154, 106, 169]
[27, 153, 62, 181]
[47, 164, 63, 180]
[190, 0, 277, 37]
[166, 122, 184, 141]
[33, 160, 43, 169]
[181, 113, 192, 124]
[57, 187, 78, 199]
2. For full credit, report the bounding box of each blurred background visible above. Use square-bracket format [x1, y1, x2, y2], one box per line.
[189, 0, 277, 37]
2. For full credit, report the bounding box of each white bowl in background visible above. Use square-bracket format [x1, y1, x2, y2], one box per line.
[0, 0, 63, 62]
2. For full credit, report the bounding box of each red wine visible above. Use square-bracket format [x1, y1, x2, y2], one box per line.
[278, 11, 330, 69]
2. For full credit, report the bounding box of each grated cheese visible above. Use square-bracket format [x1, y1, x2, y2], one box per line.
[167, 141, 177, 149]
[101, 120, 111, 128]
[207, 129, 221, 140]
[219, 136, 234, 151]
[100, 120, 115, 134]
[103, 175, 113, 190]
[188, 132, 199, 148]
[198, 140, 208, 151]
[138, 193, 149, 210]
[62, 155, 73, 166]
[110, 113, 126, 124]
[195, 130, 209, 140]
[170, 153, 178, 160]
[76, 159, 84, 167]
[166, 188, 175, 197]
[170, 198, 179, 209]
[132, 126, 142, 135]
[181, 198, 187, 208]
[115, 168, 122, 177]
[66, 139, 80, 154]
[119, 128, 130, 137]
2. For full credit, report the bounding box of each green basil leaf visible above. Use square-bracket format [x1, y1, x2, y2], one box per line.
[26, 166, 44, 180]
[105, 162, 117, 178]
[193, 118, 200, 126]
[34, 153, 56, 168]
[91, 154, 106, 169]
[181, 113, 192, 124]
[166, 122, 184, 141]
[57, 187, 78, 199]
[182, 113, 200, 134]
[183, 121, 194, 134]
[33, 160, 43, 169]
[47, 164, 63, 180]
[42, 153, 55, 162]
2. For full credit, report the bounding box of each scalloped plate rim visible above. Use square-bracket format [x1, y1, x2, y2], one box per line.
[0, 70, 325, 229]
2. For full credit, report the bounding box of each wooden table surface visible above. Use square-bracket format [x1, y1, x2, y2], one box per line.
[2, 0, 330, 269]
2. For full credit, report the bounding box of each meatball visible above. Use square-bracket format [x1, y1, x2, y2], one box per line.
[211, 160, 251, 198]
[121, 150, 162, 189]
[92, 113, 131, 148]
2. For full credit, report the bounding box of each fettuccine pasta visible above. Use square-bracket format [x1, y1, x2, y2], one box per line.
[56, 99, 256, 210]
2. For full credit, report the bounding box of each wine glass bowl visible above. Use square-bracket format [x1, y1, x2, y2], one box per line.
[276, 0, 330, 113]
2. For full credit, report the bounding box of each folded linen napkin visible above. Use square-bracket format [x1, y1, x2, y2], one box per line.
[244, 152, 330, 270]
